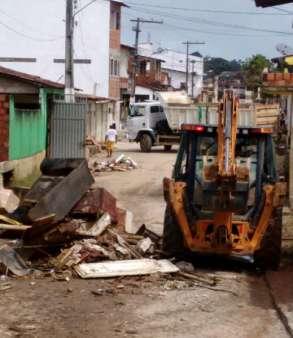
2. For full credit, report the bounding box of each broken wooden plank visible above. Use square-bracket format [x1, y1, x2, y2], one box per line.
[0, 215, 21, 226]
[0, 224, 31, 231]
[28, 160, 94, 224]
[74, 259, 179, 279]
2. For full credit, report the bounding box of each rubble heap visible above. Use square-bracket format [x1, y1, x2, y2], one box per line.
[0, 159, 176, 280]
[91, 154, 138, 174]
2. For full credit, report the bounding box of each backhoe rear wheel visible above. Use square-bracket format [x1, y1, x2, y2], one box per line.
[140, 134, 152, 152]
[162, 205, 186, 257]
[254, 208, 282, 271]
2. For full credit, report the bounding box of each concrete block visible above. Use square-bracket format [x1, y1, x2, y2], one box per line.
[0, 187, 19, 213]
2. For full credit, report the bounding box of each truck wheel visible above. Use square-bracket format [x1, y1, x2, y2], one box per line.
[164, 145, 172, 152]
[140, 134, 152, 152]
[254, 208, 282, 271]
[162, 205, 186, 257]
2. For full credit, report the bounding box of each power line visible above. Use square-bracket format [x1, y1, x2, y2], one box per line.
[163, 22, 271, 38]
[127, 5, 293, 36]
[126, 1, 292, 15]
[0, 19, 64, 42]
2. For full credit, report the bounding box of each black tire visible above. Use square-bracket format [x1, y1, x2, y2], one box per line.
[164, 145, 172, 152]
[140, 134, 152, 152]
[162, 205, 186, 257]
[254, 208, 282, 271]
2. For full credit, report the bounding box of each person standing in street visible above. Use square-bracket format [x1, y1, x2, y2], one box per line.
[105, 124, 118, 157]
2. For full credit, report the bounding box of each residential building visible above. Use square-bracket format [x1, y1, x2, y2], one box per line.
[0, 66, 63, 185]
[0, 0, 126, 105]
[263, 71, 293, 208]
[138, 43, 204, 97]
[120, 44, 170, 117]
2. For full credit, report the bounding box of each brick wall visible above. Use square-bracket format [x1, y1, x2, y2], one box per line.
[109, 77, 120, 99]
[110, 30, 120, 50]
[0, 94, 9, 161]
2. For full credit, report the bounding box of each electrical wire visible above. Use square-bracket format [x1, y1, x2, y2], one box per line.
[126, 1, 292, 16]
[127, 5, 293, 36]
[0, 19, 64, 42]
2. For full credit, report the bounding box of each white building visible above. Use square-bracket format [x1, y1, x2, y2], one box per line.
[0, 0, 125, 98]
[138, 43, 204, 97]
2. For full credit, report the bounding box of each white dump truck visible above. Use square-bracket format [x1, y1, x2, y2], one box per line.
[127, 91, 280, 152]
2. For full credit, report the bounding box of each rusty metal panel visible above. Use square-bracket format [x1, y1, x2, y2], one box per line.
[49, 99, 88, 158]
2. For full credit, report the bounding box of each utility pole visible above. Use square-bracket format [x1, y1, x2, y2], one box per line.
[182, 41, 205, 95]
[191, 60, 196, 98]
[130, 18, 163, 102]
[65, 0, 75, 102]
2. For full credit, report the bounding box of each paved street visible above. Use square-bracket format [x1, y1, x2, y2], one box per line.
[0, 142, 292, 338]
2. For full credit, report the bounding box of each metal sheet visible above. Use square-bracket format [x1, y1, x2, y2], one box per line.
[49, 99, 88, 158]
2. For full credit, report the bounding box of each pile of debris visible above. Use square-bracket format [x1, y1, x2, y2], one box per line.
[90, 154, 138, 174]
[0, 159, 177, 280]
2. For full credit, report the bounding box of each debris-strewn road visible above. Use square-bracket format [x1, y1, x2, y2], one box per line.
[0, 142, 292, 338]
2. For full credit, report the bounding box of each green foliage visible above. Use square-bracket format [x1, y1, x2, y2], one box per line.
[204, 57, 242, 76]
[242, 54, 271, 92]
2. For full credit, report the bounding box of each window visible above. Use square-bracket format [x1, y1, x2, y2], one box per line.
[116, 12, 120, 30]
[150, 106, 161, 114]
[111, 10, 120, 30]
[130, 105, 145, 117]
[110, 58, 120, 76]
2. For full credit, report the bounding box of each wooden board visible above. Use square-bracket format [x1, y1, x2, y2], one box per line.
[28, 160, 94, 224]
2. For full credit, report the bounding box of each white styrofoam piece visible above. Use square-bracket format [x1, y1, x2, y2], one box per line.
[74, 259, 179, 279]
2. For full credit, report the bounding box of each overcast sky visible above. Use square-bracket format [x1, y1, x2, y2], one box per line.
[121, 0, 293, 60]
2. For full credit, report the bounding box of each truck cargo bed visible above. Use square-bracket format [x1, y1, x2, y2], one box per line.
[158, 91, 280, 130]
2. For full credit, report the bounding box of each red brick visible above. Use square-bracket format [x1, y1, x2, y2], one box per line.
[0, 94, 7, 102]
[3, 102, 9, 109]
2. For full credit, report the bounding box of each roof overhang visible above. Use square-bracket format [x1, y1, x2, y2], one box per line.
[255, 0, 293, 6]
[111, 0, 129, 8]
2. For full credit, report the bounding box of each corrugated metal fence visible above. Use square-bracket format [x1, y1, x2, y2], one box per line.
[49, 98, 88, 158]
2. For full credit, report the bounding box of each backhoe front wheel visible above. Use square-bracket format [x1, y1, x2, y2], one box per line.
[140, 134, 152, 152]
[162, 205, 186, 257]
[254, 208, 282, 271]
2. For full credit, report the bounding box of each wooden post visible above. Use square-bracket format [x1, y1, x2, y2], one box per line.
[289, 94, 293, 209]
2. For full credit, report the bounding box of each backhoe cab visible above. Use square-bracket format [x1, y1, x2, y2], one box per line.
[163, 91, 286, 270]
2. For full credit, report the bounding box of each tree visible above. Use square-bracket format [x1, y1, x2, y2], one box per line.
[204, 57, 242, 76]
[242, 54, 271, 93]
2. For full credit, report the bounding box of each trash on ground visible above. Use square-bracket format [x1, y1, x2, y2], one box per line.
[91, 154, 138, 174]
[0, 158, 175, 282]
[0, 245, 31, 276]
[74, 259, 179, 279]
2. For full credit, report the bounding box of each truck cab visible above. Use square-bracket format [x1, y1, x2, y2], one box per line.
[127, 101, 177, 152]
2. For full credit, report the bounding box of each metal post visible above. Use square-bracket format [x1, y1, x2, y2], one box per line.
[130, 18, 163, 102]
[65, 0, 75, 102]
[191, 60, 196, 98]
[182, 41, 205, 95]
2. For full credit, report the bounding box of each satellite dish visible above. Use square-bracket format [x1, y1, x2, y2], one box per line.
[276, 43, 293, 56]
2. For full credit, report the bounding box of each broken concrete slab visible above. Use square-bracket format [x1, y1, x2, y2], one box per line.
[124, 210, 138, 234]
[75, 213, 111, 237]
[0, 245, 31, 276]
[28, 160, 94, 224]
[71, 188, 117, 223]
[55, 239, 113, 268]
[0, 188, 19, 213]
[136, 237, 154, 255]
[74, 259, 179, 279]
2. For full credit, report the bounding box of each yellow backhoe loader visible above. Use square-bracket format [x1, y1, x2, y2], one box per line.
[163, 91, 286, 269]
